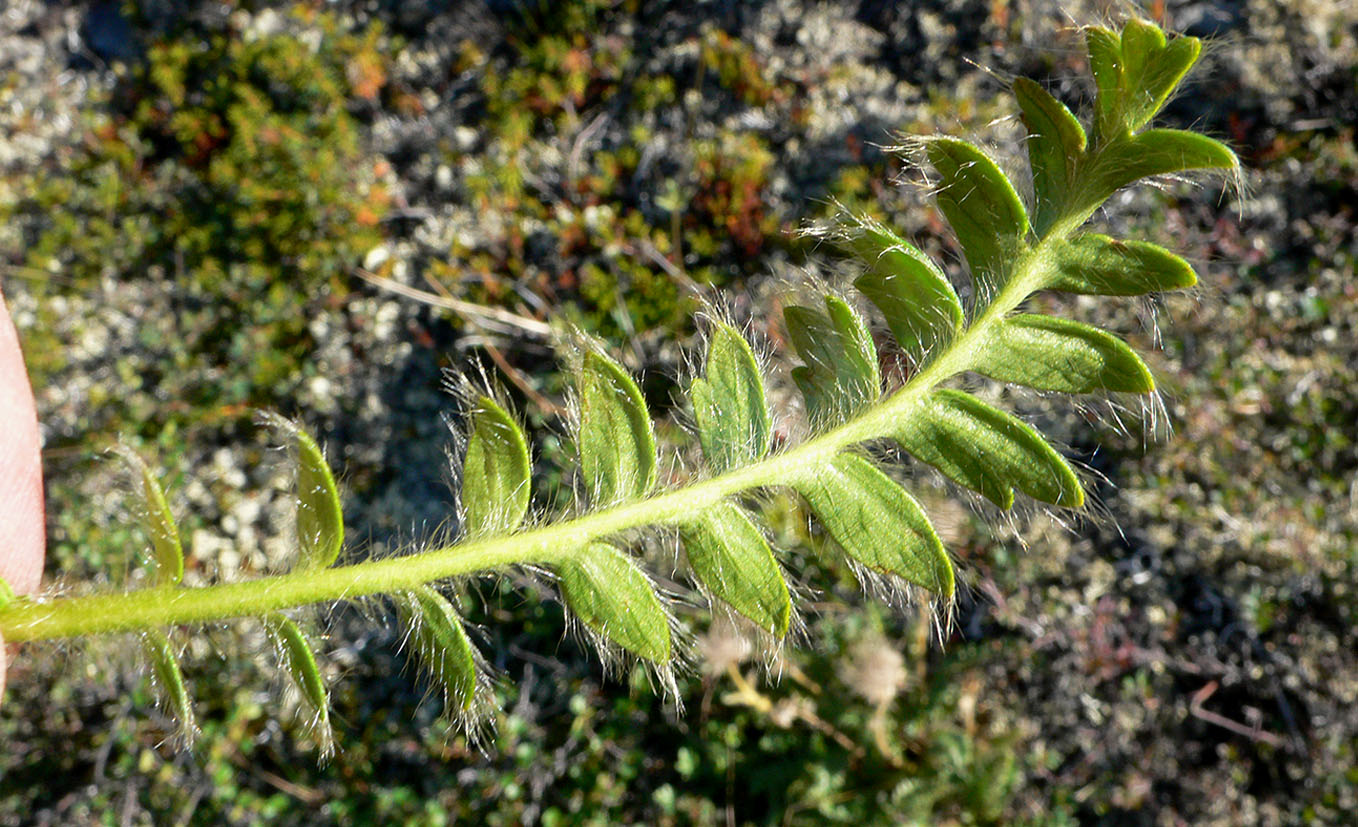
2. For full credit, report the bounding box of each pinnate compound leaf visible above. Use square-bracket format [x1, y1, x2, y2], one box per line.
[1046, 234, 1196, 295]
[557, 543, 671, 662]
[579, 350, 656, 505]
[691, 322, 770, 473]
[975, 314, 1154, 394]
[895, 390, 1083, 509]
[1014, 77, 1087, 236]
[262, 414, 344, 571]
[398, 586, 479, 713]
[461, 396, 531, 536]
[112, 446, 183, 586]
[795, 455, 954, 598]
[842, 217, 963, 363]
[264, 612, 333, 753]
[925, 138, 1029, 287]
[143, 629, 195, 738]
[681, 502, 790, 637]
[785, 295, 880, 425]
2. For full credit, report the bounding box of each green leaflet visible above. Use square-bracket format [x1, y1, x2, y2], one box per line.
[461, 395, 531, 536]
[1087, 21, 1201, 140]
[262, 415, 344, 571]
[1094, 129, 1236, 196]
[399, 586, 479, 713]
[1087, 25, 1123, 140]
[557, 543, 671, 662]
[264, 612, 332, 751]
[691, 322, 771, 473]
[785, 295, 880, 425]
[795, 454, 953, 598]
[681, 502, 790, 637]
[579, 350, 657, 505]
[1014, 77, 1086, 237]
[1089, 20, 1202, 140]
[113, 447, 183, 587]
[1045, 234, 1196, 295]
[143, 630, 195, 738]
[925, 138, 1029, 288]
[895, 389, 1083, 509]
[843, 217, 963, 364]
[974, 314, 1154, 394]
[0, 578, 13, 611]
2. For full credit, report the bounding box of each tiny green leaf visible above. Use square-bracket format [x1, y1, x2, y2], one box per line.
[1064, 129, 1236, 229]
[558, 543, 671, 663]
[579, 350, 657, 505]
[263, 415, 344, 571]
[895, 389, 1083, 509]
[1096, 129, 1236, 191]
[681, 502, 791, 637]
[1014, 77, 1087, 236]
[975, 314, 1154, 394]
[691, 322, 771, 473]
[785, 295, 880, 425]
[925, 137, 1030, 288]
[143, 629, 195, 738]
[1116, 19, 1202, 134]
[1087, 21, 1201, 140]
[264, 612, 332, 752]
[1087, 25, 1124, 140]
[113, 446, 183, 587]
[461, 396, 531, 536]
[1045, 234, 1197, 295]
[843, 217, 963, 363]
[795, 454, 954, 597]
[398, 586, 479, 713]
[0, 578, 13, 611]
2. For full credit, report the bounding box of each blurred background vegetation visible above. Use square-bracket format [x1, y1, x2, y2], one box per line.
[1, 0, 1355, 824]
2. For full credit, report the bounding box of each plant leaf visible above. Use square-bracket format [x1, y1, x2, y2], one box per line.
[579, 350, 657, 505]
[795, 454, 953, 597]
[974, 314, 1154, 394]
[1086, 25, 1124, 140]
[1115, 19, 1202, 134]
[691, 322, 771, 473]
[461, 395, 531, 536]
[1096, 129, 1236, 193]
[843, 216, 963, 363]
[113, 446, 183, 587]
[262, 414, 344, 571]
[1064, 129, 1236, 229]
[1014, 77, 1087, 237]
[925, 137, 1029, 288]
[264, 612, 332, 753]
[895, 389, 1083, 509]
[557, 543, 671, 663]
[398, 586, 479, 714]
[1087, 21, 1201, 139]
[143, 629, 195, 739]
[681, 502, 790, 637]
[1045, 233, 1197, 295]
[785, 295, 879, 425]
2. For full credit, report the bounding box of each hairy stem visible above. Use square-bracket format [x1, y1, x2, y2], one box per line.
[0, 239, 1060, 644]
